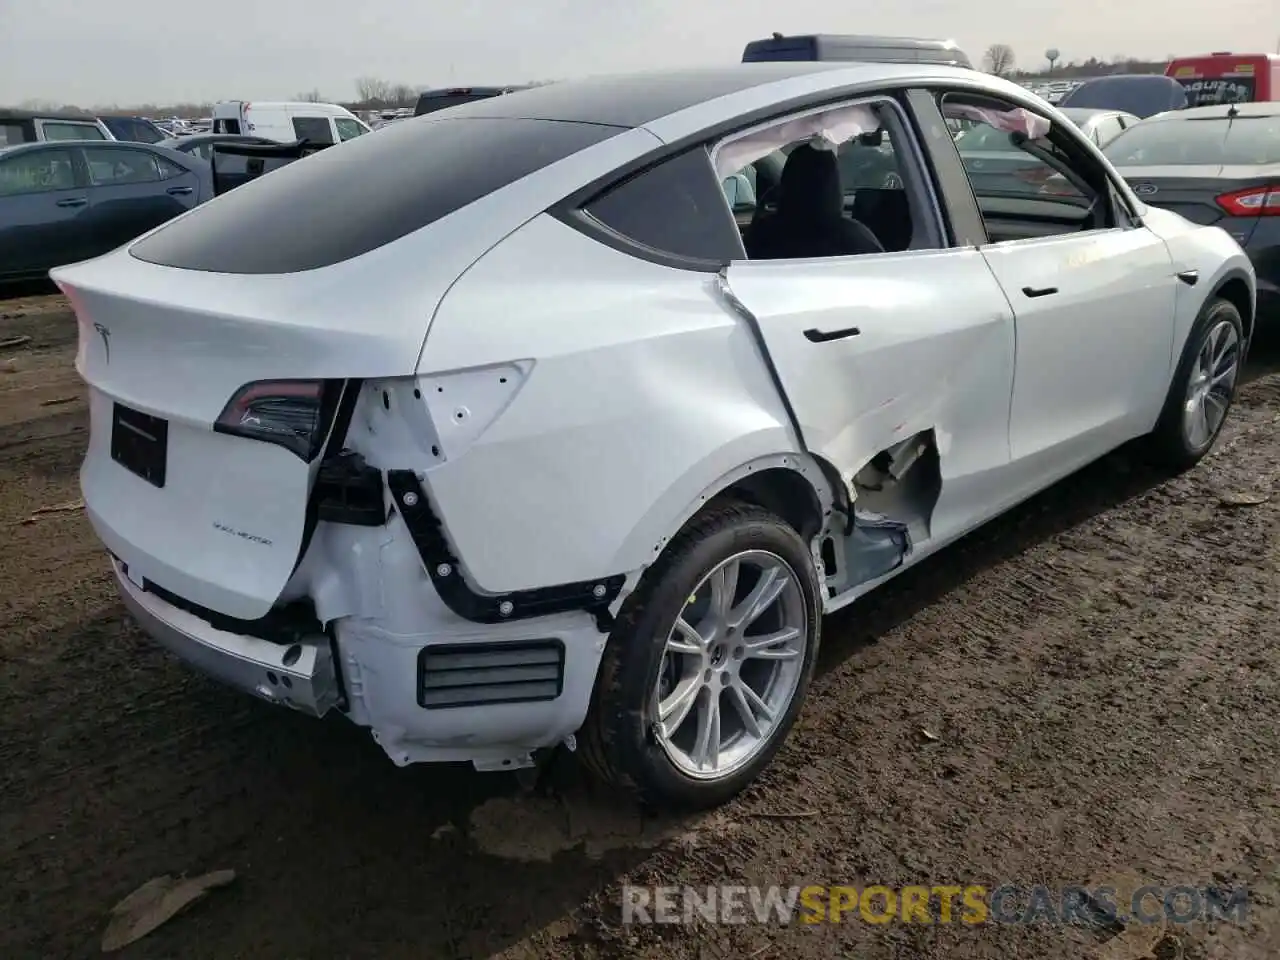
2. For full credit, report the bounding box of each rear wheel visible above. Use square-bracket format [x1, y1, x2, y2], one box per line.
[1146, 296, 1243, 471]
[579, 501, 820, 810]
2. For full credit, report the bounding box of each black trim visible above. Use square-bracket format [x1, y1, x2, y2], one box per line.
[1021, 286, 1058, 298]
[561, 208, 730, 273]
[804, 325, 861, 342]
[290, 379, 363, 579]
[139, 572, 324, 644]
[416, 639, 565, 710]
[712, 272, 809, 451]
[903, 88, 987, 246]
[551, 77, 927, 224]
[386, 470, 625, 628]
[1177, 269, 1199, 287]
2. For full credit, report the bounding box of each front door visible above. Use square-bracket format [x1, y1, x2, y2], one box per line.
[930, 88, 1177, 465]
[982, 228, 1176, 462]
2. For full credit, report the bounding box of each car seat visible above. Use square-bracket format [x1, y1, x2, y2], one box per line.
[850, 187, 913, 252]
[745, 144, 885, 260]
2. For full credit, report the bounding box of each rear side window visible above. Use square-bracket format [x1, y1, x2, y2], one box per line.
[85, 148, 161, 185]
[579, 147, 743, 265]
[213, 118, 241, 134]
[131, 117, 619, 274]
[1104, 117, 1280, 166]
[0, 149, 77, 195]
[0, 122, 30, 146]
[42, 121, 106, 141]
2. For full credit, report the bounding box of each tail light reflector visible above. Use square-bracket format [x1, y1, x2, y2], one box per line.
[215, 379, 334, 460]
[1216, 185, 1280, 217]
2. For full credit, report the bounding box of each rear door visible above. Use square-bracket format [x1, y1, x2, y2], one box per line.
[83, 146, 200, 255]
[715, 96, 1016, 526]
[0, 146, 93, 278]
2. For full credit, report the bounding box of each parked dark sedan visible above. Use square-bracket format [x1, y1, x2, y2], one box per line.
[157, 132, 276, 163]
[0, 140, 211, 285]
[1104, 102, 1280, 320]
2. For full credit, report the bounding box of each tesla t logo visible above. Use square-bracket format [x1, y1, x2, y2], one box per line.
[1133, 182, 1158, 196]
[93, 322, 111, 363]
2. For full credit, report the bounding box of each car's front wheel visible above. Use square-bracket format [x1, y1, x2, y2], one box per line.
[579, 501, 821, 810]
[1147, 296, 1245, 471]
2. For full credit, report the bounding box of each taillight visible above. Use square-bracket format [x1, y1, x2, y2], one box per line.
[215, 379, 332, 460]
[1216, 185, 1280, 217]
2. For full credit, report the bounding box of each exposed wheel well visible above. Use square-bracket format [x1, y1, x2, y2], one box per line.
[1215, 276, 1253, 341]
[706, 467, 826, 541]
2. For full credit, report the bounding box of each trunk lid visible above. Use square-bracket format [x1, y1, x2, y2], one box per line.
[1115, 163, 1274, 248]
[53, 246, 465, 621]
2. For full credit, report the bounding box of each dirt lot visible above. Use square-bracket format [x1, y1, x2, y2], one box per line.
[2, 294, 1279, 960]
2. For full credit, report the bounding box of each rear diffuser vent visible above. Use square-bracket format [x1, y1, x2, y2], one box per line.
[417, 640, 564, 709]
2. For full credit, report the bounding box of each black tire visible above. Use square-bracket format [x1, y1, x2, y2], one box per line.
[1146, 296, 1245, 472]
[578, 500, 821, 810]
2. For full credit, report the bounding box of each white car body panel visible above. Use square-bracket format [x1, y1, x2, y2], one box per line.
[50, 62, 1257, 773]
[981, 226, 1178, 462]
[413, 213, 802, 591]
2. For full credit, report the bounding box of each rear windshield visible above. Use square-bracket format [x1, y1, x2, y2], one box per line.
[1104, 116, 1280, 166]
[1060, 77, 1185, 118]
[1176, 76, 1257, 107]
[414, 93, 496, 117]
[130, 117, 618, 274]
[101, 117, 165, 143]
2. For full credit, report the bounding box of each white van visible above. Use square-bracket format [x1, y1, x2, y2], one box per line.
[210, 101, 371, 146]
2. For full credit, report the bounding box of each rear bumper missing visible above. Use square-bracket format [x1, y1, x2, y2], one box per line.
[111, 550, 614, 770]
[114, 561, 342, 717]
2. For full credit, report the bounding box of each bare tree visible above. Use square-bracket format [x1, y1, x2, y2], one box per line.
[294, 89, 324, 103]
[354, 76, 393, 105]
[983, 44, 1016, 76]
[389, 83, 418, 106]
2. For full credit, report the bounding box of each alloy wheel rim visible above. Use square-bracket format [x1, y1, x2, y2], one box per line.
[1182, 319, 1240, 451]
[650, 550, 808, 780]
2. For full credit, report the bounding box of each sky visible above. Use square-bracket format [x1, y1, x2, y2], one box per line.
[1, 0, 1276, 107]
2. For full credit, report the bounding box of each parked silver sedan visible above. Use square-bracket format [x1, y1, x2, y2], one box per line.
[1057, 107, 1141, 148]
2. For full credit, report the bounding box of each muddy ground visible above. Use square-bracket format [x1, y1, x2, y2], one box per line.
[2, 293, 1279, 960]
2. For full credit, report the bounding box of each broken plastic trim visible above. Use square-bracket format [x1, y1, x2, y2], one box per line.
[385, 470, 626, 628]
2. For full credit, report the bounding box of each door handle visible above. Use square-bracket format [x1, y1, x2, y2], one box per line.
[1176, 269, 1199, 286]
[1021, 286, 1058, 298]
[166, 186, 193, 195]
[803, 325, 861, 343]
[55, 197, 87, 208]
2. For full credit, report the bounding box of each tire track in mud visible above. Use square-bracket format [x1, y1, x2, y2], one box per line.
[566, 383, 1280, 960]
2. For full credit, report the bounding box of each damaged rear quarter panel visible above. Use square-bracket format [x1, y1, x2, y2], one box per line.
[410, 213, 807, 594]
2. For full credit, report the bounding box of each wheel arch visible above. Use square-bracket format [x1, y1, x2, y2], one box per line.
[1211, 270, 1255, 343]
[611, 451, 838, 578]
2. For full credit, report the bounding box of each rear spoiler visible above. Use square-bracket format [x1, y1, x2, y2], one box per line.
[209, 139, 331, 196]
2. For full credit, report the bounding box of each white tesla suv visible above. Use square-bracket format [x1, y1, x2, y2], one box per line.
[54, 62, 1254, 809]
